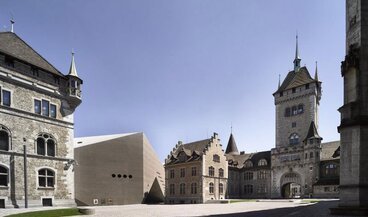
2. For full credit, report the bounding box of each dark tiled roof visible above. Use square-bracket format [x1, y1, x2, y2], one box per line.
[303, 121, 322, 142]
[274, 67, 315, 94]
[165, 139, 210, 165]
[0, 32, 62, 76]
[225, 133, 239, 155]
[181, 139, 210, 154]
[320, 141, 340, 160]
[227, 150, 271, 169]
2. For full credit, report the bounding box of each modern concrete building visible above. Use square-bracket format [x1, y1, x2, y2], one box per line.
[74, 132, 165, 206]
[0, 31, 82, 208]
[164, 133, 228, 204]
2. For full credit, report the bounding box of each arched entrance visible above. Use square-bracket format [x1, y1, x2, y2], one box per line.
[280, 172, 302, 198]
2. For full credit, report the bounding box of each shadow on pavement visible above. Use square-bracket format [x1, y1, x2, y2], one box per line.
[208, 201, 348, 217]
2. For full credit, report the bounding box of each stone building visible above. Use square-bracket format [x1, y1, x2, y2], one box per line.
[0, 31, 82, 208]
[164, 133, 228, 204]
[74, 132, 165, 206]
[225, 37, 340, 199]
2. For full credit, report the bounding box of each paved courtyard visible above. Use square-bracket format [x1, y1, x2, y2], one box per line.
[0, 200, 357, 217]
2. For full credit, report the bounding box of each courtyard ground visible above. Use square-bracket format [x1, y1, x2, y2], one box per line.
[0, 199, 357, 217]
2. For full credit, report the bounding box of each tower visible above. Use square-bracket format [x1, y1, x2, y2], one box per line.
[331, 0, 368, 214]
[271, 36, 322, 198]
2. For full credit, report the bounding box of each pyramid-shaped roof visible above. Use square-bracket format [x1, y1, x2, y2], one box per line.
[0, 32, 62, 76]
[225, 133, 239, 155]
[303, 121, 322, 142]
[274, 67, 316, 94]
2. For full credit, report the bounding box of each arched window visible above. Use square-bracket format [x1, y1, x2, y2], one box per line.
[289, 133, 299, 145]
[209, 182, 214, 194]
[298, 104, 304, 114]
[209, 166, 214, 177]
[219, 168, 224, 178]
[191, 183, 197, 194]
[244, 160, 253, 168]
[0, 126, 10, 151]
[213, 154, 220, 162]
[285, 107, 291, 117]
[219, 183, 224, 194]
[37, 133, 56, 157]
[38, 168, 55, 188]
[258, 159, 268, 166]
[0, 165, 8, 186]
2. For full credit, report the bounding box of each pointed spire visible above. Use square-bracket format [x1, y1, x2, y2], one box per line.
[278, 74, 281, 88]
[303, 121, 322, 143]
[225, 133, 239, 155]
[10, 18, 14, 33]
[314, 61, 319, 81]
[293, 34, 301, 72]
[68, 51, 79, 77]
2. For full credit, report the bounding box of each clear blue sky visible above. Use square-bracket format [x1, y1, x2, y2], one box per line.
[0, 0, 345, 162]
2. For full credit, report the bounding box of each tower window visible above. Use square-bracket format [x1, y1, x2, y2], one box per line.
[38, 169, 55, 188]
[36, 133, 56, 157]
[306, 84, 310, 89]
[292, 106, 298, 115]
[298, 104, 304, 114]
[280, 92, 283, 97]
[289, 133, 299, 145]
[285, 107, 291, 117]
[292, 122, 296, 128]
[2, 90, 11, 107]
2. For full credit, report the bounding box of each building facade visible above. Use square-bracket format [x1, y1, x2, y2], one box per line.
[164, 133, 228, 204]
[225, 38, 340, 199]
[0, 32, 82, 208]
[74, 133, 165, 206]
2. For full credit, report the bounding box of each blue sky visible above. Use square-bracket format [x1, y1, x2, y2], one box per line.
[0, 0, 345, 162]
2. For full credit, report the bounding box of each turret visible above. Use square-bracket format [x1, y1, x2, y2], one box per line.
[66, 52, 82, 108]
[225, 133, 240, 155]
[303, 121, 322, 146]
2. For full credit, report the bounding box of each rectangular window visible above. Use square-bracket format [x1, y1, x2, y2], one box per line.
[180, 168, 185, 177]
[34, 99, 41, 114]
[191, 167, 196, 176]
[170, 169, 174, 179]
[169, 184, 175, 195]
[2, 90, 10, 107]
[292, 88, 296, 93]
[292, 122, 296, 128]
[41, 100, 49, 116]
[306, 83, 310, 89]
[280, 92, 283, 97]
[50, 104, 57, 118]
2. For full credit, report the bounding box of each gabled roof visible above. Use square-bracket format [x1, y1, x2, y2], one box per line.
[274, 67, 315, 94]
[320, 141, 340, 161]
[225, 133, 239, 155]
[165, 139, 210, 165]
[227, 150, 271, 169]
[0, 32, 62, 76]
[303, 121, 322, 142]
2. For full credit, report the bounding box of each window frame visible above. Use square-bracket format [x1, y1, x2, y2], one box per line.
[38, 168, 55, 188]
[1, 89, 11, 107]
[209, 166, 214, 177]
[0, 165, 9, 187]
[36, 133, 57, 157]
[191, 167, 196, 176]
[209, 182, 214, 194]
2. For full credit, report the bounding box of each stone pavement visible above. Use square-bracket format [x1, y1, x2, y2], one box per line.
[0, 200, 358, 217]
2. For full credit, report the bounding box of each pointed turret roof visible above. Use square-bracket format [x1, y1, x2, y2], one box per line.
[0, 32, 62, 76]
[293, 34, 301, 72]
[303, 121, 322, 142]
[314, 61, 319, 81]
[225, 133, 239, 155]
[273, 66, 315, 94]
[68, 52, 79, 77]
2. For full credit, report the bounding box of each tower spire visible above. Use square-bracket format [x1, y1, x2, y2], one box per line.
[68, 51, 79, 77]
[293, 34, 301, 72]
[314, 61, 319, 81]
[10, 18, 14, 33]
[278, 74, 281, 88]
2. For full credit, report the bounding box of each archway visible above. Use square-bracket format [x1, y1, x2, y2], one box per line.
[280, 172, 302, 198]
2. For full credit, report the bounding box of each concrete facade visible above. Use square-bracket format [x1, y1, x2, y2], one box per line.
[0, 32, 82, 208]
[164, 133, 228, 204]
[74, 133, 165, 206]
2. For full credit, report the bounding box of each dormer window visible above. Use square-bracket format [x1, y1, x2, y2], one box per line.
[4, 56, 14, 68]
[31, 67, 39, 77]
[244, 160, 253, 168]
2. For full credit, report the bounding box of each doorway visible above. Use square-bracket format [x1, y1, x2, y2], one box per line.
[281, 183, 301, 198]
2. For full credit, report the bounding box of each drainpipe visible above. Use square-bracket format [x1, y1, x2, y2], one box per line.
[23, 145, 28, 208]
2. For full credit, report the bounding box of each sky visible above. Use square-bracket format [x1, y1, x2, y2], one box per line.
[0, 0, 345, 162]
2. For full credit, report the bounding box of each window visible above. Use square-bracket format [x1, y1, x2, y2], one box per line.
[258, 170, 267, 180]
[180, 168, 185, 178]
[50, 104, 57, 118]
[209, 166, 214, 177]
[244, 172, 253, 180]
[41, 100, 49, 116]
[191, 183, 197, 194]
[169, 184, 175, 195]
[38, 169, 54, 188]
[34, 99, 41, 114]
[280, 92, 283, 97]
[2, 90, 11, 107]
[292, 122, 296, 128]
[36, 133, 56, 157]
[289, 133, 299, 145]
[306, 83, 310, 89]
[219, 168, 224, 178]
[244, 185, 253, 194]
[310, 152, 314, 158]
[244, 160, 253, 168]
[213, 154, 220, 162]
[179, 183, 185, 195]
[0, 130, 9, 151]
[191, 167, 197, 176]
[31, 67, 39, 77]
[258, 184, 267, 193]
[5, 56, 14, 68]
[298, 104, 304, 114]
[305, 153, 308, 159]
[258, 159, 267, 166]
[209, 182, 214, 194]
[169, 169, 175, 179]
[0, 166, 8, 186]
[325, 164, 338, 176]
[292, 88, 296, 93]
[285, 107, 291, 117]
[292, 106, 298, 115]
[219, 183, 224, 194]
